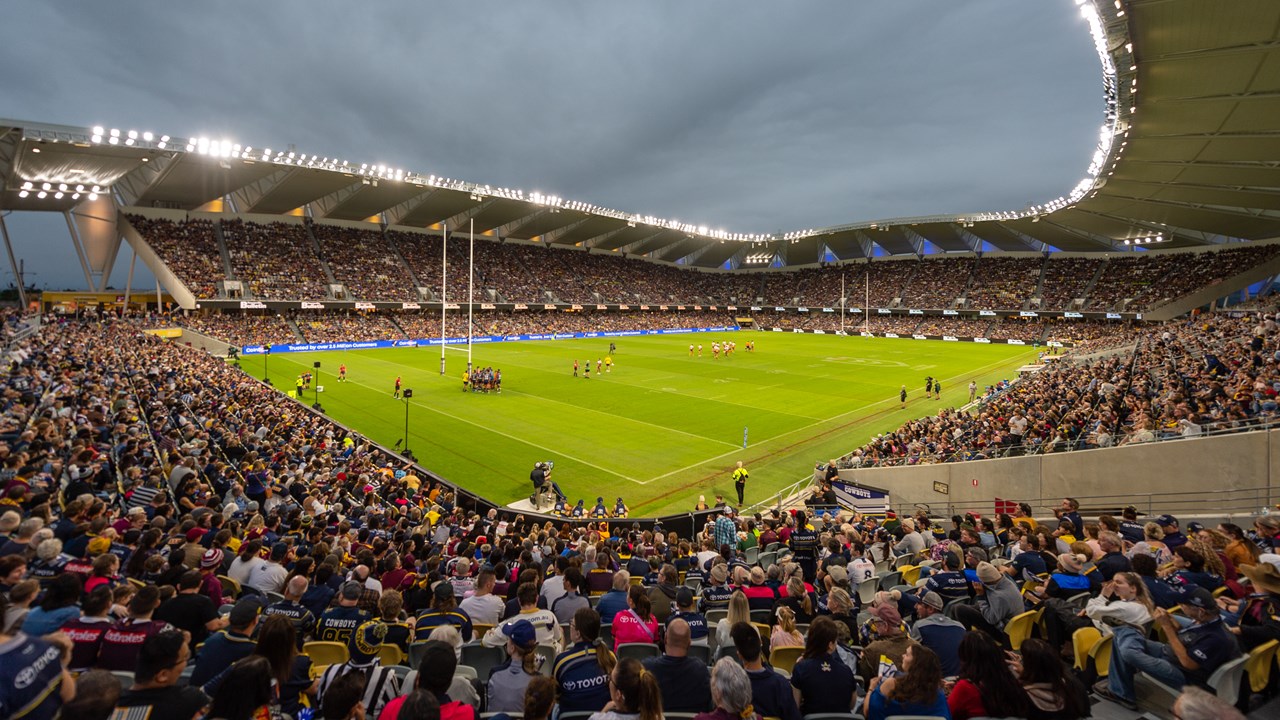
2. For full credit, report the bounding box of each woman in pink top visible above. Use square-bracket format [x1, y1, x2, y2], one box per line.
[611, 585, 659, 649]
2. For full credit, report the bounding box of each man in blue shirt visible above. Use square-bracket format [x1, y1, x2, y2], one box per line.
[1157, 515, 1189, 550]
[733, 621, 800, 720]
[1097, 586, 1240, 710]
[924, 551, 972, 603]
[1055, 498, 1084, 538]
[1004, 533, 1048, 581]
[667, 587, 708, 641]
[595, 571, 631, 624]
[190, 597, 261, 686]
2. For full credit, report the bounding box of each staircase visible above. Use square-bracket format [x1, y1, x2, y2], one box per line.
[284, 317, 307, 343]
[1079, 260, 1109, 308]
[213, 221, 235, 279]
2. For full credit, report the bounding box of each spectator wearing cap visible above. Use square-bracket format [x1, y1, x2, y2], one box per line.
[415, 581, 475, 642]
[1231, 561, 1280, 651]
[486, 619, 540, 713]
[700, 564, 733, 613]
[189, 596, 261, 686]
[197, 548, 225, 607]
[924, 550, 972, 603]
[1255, 515, 1280, 551]
[245, 541, 290, 595]
[1096, 586, 1240, 710]
[893, 518, 925, 556]
[909, 591, 965, 677]
[317, 620, 401, 718]
[315, 581, 370, 645]
[668, 586, 709, 641]
[714, 508, 738, 551]
[1157, 515, 1188, 550]
[949, 562, 1022, 646]
[1119, 506, 1145, 545]
[857, 602, 913, 684]
[155, 569, 228, 647]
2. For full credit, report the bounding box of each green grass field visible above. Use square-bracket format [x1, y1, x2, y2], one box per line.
[237, 333, 1035, 515]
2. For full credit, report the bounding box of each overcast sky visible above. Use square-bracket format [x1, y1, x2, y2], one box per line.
[1, 0, 1101, 290]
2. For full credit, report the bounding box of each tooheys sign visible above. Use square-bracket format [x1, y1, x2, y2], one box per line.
[830, 481, 890, 514]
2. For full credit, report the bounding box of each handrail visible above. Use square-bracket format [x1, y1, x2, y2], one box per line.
[928, 485, 1275, 522]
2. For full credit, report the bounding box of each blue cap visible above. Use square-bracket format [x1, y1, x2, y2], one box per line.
[501, 619, 537, 647]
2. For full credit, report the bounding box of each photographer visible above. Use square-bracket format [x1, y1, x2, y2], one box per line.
[530, 462, 565, 501]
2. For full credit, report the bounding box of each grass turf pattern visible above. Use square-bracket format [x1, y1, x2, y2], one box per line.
[238, 332, 1034, 516]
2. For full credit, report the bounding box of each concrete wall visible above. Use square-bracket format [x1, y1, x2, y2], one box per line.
[1146, 245, 1280, 321]
[851, 429, 1276, 517]
[118, 212, 197, 310]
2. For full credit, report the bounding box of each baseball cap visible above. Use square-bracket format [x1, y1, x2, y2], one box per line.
[1186, 521, 1205, 534]
[433, 582, 455, 602]
[826, 565, 848, 585]
[185, 528, 205, 543]
[1156, 514, 1178, 527]
[229, 597, 263, 627]
[919, 591, 944, 612]
[675, 587, 695, 607]
[501, 619, 537, 647]
[340, 581, 364, 601]
[1179, 586, 1217, 611]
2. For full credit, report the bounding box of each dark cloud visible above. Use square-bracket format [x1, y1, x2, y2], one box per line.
[0, 0, 1100, 288]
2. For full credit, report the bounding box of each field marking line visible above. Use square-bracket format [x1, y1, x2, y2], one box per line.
[571, 373, 824, 421]
[501, 388, 741, 449]
[345, 351, 742, 449]
[642, 349, 1030, 484]
[321, 374, 648, 485]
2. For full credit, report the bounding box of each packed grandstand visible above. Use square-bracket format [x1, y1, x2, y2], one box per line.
[7, 0, 1280, 716]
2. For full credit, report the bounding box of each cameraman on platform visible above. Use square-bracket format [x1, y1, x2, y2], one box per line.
[531, 461, 565, 501]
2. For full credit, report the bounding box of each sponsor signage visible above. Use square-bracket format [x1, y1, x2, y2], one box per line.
[442, 303, 459, 310]
[877, 308, 891, 314]
[694, 305, 702, 310]
[543, 304, 556, 310]
[677, 305, 686, 310]
[860, 331, 873, 337]
[979, 310, 996, 316]
[355, 302, 376, 310]
[660, 305, 670, 311]
[513, 304, 528, 310]
[727, 305, 736, 311]
[775, 306, 785, 312]
[240, 324, 735, 353]
[822, 307, 834, 313]
[943, 335, 958, 342]
[884, 332, 900, 338]
[402, 302, 420, 310]
[1019, 311, 1038, 317]
[709, 305, 717, 310]
[813, 329, 826, 334]
[1064, 311, 1083, 318]
[301, 301, 325, 309]
[240, 301, 267, 309]
[830, 480, 891, 513]
[1106, 312, 1121, 319]
[792, 328, 803, 333]
[1008, 339, 1026, 345]
[750, 306, 762, 311]
[640, 305, 650, 310]
[619, 304, 630, 310]
[570, 304, 584, 310]
[1136, 313, 1143, 320]
[1048, 341, 1064, 347]
[393, 340, 418, 348]
[943, 309, 958, 316]
[481, 303, 496, 310]
[909, 309, 923, 315]
[912, 334, 926, 340]
[798, 307, 809, 312]
[595, 304, 606, 310]
[974, 337, 991, 343]
[933, 481, 949, 495]
[772, 327, 783, 332]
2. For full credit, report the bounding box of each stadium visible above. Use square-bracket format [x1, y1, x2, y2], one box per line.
[0, 0, 1279, 718]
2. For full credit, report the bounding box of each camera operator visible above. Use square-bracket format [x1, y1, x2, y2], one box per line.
[530, 461, 565, 501]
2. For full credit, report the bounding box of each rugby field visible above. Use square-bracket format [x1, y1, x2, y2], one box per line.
[237, 332, 1034, 516]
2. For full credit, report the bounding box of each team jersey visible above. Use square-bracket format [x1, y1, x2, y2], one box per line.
[315, 606, 369, 644]
[62, 616, 113, 671]
[96, 617, 174, 672]
[0, 634, 65, 720]
[554, 641, 611, 713]
[264, 600, 316, 648]
[413, 608, 474, 642]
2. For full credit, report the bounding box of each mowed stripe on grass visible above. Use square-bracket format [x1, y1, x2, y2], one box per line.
[239, 332, 1034, 514]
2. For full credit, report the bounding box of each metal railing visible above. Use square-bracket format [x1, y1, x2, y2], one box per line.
[925, 485, 1276, 523]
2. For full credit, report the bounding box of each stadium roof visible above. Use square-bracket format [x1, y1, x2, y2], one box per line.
[1, 0, 1279, 267]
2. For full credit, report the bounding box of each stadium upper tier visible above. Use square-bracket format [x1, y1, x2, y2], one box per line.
[127, 214, 1279, 312]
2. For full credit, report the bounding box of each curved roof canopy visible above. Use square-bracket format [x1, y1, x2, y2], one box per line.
[1, 0, 1278, 266]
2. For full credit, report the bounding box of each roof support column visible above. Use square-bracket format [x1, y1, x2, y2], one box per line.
[0, 212, 27, 308]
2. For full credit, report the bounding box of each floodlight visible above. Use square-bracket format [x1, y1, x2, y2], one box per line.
[41, 183, 50, 191]
[92, 126, 104, 135]
[21, 182, 31, 190]
[88, 193, 98, 201]
[143, 132, 153, 141]
[36, 191, 46, 199]
[109, 128, 120, 137]
[17, 191, 27, 198]
[127, 130, 138, 139]
[54, 192, 63, 199]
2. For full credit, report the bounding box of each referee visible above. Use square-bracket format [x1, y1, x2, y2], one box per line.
[732, 460, 749, 506]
